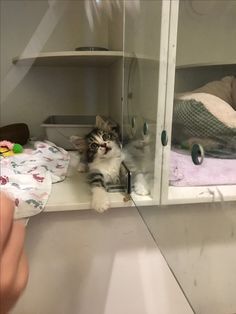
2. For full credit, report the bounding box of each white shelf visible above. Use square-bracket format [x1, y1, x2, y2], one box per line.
[176, 60, 236, 69]
[12, 51, 159, 67]
[45, 171, 157, 212]
[12, 51, 123, 67]
[45, 158, 236, 211]
[45, 172, 134, 212]
[168, 185, 236, 205]
[124, 52, 159, 65]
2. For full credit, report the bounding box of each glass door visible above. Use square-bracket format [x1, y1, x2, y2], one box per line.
[136, 2, 236, 314]
[161, 0, 236, 205]
[122, 0, 172, 207]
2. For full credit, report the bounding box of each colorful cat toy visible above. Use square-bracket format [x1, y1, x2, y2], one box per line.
[0, 140, 23, 157]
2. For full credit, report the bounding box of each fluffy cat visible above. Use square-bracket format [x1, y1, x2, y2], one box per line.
[123, 132, 154, 196]
[72, 128, 123, 212]
[71, 126, 154, 212]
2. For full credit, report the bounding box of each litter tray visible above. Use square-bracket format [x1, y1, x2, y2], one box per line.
[41, 115, 96, 150]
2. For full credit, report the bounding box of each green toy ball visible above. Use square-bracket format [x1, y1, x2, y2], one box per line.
[13, 143, 23, 154]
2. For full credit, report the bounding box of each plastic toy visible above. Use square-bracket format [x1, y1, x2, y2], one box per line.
[0, 140, 23, 157]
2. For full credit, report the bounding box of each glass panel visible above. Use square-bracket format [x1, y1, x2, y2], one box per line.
[0, 0, 125, 211]
[122, 0, 164, 205]
[139, 201, 236, 314]
[170, 0, 236, 194]
[138, 2, 236, 314]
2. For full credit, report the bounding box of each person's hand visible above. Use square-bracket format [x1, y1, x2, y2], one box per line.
[0, 193, 29, 314]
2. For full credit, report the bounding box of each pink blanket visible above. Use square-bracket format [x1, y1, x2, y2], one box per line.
[170, 151, 236, 186]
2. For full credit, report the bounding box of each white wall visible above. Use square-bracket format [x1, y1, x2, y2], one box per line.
[107, 1, 124, 127]
[123, 0, 162, 125]
[108, 0, 124, 51]
[12, 208, 193, 314]
[124, 0, 161, 60]
[175, 65, 236, 93]
[176, 0, 236, 66]
[0, 0, 113, 138]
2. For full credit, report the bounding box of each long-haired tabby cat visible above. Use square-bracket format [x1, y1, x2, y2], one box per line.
[71, 125, 154, 212]
[71, 127, 124, 212]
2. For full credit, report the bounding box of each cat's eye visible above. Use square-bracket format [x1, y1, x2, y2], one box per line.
[102, 133, 110, 141]
[90, 143, 99, 150]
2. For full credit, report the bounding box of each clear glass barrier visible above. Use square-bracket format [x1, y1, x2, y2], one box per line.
[2, 1, 236, 313]
[136, 1, 236, 314]
[122, 0, 163, 205]
[1, 0, 124, 140]
[170, 0, 236, 192]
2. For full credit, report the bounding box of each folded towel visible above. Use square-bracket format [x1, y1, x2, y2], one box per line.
[0, 141, 70, 219]
[170, 150, 236, 186]
[193, 76, 234, 106]
[176, 76, 235, 109]
[175, 92, 236, 128]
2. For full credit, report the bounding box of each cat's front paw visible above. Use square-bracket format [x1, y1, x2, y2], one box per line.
[134, 173, 150, 196]
[134, 181, 150, 195]
[91, 187, 110, 213]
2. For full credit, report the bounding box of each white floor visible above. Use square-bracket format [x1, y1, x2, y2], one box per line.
[12, 207, 193, 314]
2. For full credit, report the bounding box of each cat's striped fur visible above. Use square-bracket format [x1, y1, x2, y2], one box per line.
[70, 127, 152, 212]
[85, 128, 123, 212]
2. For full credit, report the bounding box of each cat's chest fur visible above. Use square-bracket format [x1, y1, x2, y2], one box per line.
[89, 154, 124, 182]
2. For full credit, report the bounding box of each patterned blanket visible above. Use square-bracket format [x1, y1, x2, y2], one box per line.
[0, 141, 70, 219]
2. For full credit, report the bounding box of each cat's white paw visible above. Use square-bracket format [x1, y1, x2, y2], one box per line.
[134, 173, 150, 195]
[134, 181, 150, 195]
[91, 187, 110, 213]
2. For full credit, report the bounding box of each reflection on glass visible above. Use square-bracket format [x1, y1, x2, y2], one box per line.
[170, 0, 236, 188]
[122, 0, 162, 202]
[138, 2, 236, 314]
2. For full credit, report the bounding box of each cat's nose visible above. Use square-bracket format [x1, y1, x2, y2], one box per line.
[100, 143, 107, 148]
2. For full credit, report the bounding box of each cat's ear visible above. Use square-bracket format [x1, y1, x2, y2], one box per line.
[96, 115, 120, 134]
[110, 125, 121, 141]
[96, 116, 110, 131]
[111, 125, 120, 135]
[70, 135, 87, 153]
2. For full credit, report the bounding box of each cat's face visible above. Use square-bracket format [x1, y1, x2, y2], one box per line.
[86, 128, 121, 163]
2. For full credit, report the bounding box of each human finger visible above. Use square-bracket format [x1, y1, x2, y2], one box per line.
[0, 193, 14, 250]
[0, 252, 29, 314]
[10, 251, 29, 299]
[0, 221, 25, 292]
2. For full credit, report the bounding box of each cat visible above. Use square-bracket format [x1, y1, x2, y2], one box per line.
[70, 126, 153, 212]
[123, 131, 154, 196]
[71, 127, 124, 212]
